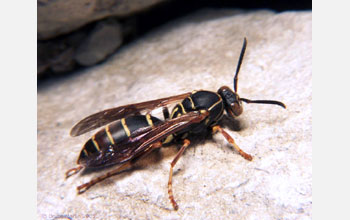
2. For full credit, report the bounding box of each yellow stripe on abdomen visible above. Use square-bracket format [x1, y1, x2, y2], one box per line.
[121, 118, 131, 137]
[146, 114, 154, 127]
[105, 125, 115, 145]
[91, 135, 101, 151]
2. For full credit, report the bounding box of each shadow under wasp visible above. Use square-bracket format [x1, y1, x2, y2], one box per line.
[65, 38, 286, 210]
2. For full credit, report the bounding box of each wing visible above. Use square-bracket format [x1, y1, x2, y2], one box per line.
[104, 110, 209, 164]
[70, 92, 191, 136]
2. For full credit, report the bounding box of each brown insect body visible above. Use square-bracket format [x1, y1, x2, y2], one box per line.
[66, 38, 286, 210]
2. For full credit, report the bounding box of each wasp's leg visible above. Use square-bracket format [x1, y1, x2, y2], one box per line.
[168, 139, 190, 210]
[77, 142, 163, 194]
[212, 125, 253, 161]
[65, 165, 84, 179]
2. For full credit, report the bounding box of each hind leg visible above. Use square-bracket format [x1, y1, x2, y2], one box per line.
[65, 165, 84, 179]
[77, 142, 163, 194]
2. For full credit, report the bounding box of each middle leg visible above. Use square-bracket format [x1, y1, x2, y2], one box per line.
[168, 138, 191, 210]
[77, 141, 163, 194]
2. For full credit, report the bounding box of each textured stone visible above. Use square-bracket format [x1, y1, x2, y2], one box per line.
[75, 19, 123, 66]
[38, 19, 123, 74]
[38, 31, 87, 74]
[38, 9, 312, 219]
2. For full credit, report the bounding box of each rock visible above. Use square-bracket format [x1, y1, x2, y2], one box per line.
[37, 19, 123, 75]
[75, 19, 123, 66]
[37, 31, 87, 75]
[38, 0, 168, 40]
[38, 9, 312, 219]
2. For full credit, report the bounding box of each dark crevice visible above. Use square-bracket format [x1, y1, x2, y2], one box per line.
[37, 0, 311, 85]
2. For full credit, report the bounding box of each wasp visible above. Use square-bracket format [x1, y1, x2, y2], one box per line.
[65, 38, 286, 210]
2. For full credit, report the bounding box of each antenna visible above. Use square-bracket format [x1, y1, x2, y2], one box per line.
[240, 98, 286, 109]
[234, 37, 247, 92]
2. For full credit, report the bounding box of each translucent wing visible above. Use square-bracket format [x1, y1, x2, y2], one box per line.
[104, 111, 208, 164]
[70, 92, 191, 136]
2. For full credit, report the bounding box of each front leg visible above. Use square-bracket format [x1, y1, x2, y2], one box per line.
[212, 125, 252, 161]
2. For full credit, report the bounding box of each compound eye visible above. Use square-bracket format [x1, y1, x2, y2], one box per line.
[231, 101, 243, 116]
[218, 86, 237, 103]
[218, 86, 243, 117]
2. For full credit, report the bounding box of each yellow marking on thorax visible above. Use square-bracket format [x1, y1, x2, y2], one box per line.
[83, 149, 88, 156]
[208, 98, 222, 111]
[146, 114, 154, 127]
[91, 135, 101, 151]
[170, 107, 179, 119]
[179, 103, 186, 114]
[163, 134, 174, 144]
[200, 109, 208, 114]
[105, 125, 115, 145]
[211, 95, 224, 122]
[121, 118, 131, 137]
[188, 96, 195, 109]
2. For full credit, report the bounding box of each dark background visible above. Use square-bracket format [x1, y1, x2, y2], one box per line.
[134, 0, 311, 36]
[38, 0, 312, 82]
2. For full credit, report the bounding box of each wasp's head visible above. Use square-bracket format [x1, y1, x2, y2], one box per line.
[219, 38, 286, 119]
[218, 86, 243, 118]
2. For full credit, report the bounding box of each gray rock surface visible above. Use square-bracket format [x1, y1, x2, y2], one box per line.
[38, 18, 124, 75]
[75, 19, 123, 66]
[38, 31, 87, 74]
[38, 9, 312, 219]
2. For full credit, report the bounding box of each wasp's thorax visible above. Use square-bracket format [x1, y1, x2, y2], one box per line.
[218, 86, 243, 118]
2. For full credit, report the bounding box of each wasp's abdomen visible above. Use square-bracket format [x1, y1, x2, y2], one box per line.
[78, 114, 161, 167]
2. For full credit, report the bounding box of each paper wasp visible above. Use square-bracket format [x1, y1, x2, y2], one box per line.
[65, 38, 286, 210]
